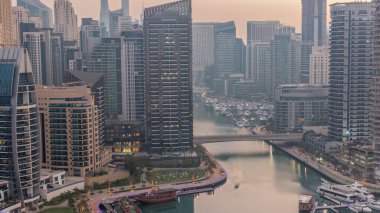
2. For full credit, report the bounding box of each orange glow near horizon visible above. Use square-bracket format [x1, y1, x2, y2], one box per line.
[12, 0, 359, 41]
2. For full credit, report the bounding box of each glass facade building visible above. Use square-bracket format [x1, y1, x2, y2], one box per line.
[0, 48, 41, 206]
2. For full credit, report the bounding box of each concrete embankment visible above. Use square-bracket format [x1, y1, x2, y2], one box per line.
[265, 140, 380, 194]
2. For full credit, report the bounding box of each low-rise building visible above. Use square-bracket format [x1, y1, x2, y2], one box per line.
[275, 84, 328, 133]
[303, 131, 340, 155]
[341, 142, 376, 179]
[105, 120, 144, 162]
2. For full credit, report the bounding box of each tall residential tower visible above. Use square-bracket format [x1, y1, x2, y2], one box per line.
[144, 0, 193, 153]
[328, 2, 374, 142]
[301, 0, 327, 83]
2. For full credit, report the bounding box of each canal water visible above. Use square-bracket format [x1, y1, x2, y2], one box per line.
[140, 102, 345, 213]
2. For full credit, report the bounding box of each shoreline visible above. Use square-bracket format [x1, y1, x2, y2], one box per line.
[90, 147, 228, 212]
[266, 140, 380, 194]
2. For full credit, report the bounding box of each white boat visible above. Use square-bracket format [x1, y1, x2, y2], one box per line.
[316, 182, 358, 203]
[349, 182, 375, 202]
[367, 201, 380, 211]
[349, 203, 372, 213]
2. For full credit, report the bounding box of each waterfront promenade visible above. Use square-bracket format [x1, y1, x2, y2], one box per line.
[267, 140, 380, 194]
[89, 149, 228, 212]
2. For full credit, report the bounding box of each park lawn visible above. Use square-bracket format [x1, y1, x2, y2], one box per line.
[147, 169, 206, 184]
[41, 207, 74, 213]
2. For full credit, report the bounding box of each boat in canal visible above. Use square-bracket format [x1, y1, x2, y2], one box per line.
[298, 194, 313, 212]
[316, 182, 358, 203]
[349, 203, 372, 213]
[137, 188, 177, 204]
[367, 200, 380, 211]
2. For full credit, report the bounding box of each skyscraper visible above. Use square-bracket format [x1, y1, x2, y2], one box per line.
[144, 0, 193, 153]
[214, 21, 237, 77]
[247, 21, 281, 43]
[246, 21, 280, 87]
[22, 27, 53, 85]
[80, 18, 101, 68]
[0, 0, 13, 47]
[192, 23, 215, 87]
[100, 0, 110, 37]
[122, 0, 130, 17]
[309, 46, 329, 85]
[121, 29, 145, 123]
[301, 0, 327, 83]
[328, 2, 374, 142]
[12, 6, 30, 46]
[0, 48, 41, 207]
[88, 38, 122, 118]
[17, 0, 53, 28]
[270, 27, 301, 100]
[51, 33, 65, 86]
[54, 0, 78, 42]
[371, 0, 380, 165]
[37, 85, 102, 177]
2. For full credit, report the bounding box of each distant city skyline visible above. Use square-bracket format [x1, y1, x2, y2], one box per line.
[12, 0, 356, 41]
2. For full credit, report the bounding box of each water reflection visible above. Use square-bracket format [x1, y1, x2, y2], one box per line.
[140, 103, 336, 213]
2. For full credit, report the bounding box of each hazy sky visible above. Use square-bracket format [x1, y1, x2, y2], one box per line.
[12, 0, 358, 40]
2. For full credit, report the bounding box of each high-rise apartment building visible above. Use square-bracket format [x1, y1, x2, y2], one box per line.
[122, 0, 130, 17]
[51, 33, 65, 86]
[309, 46, 329, 85]
[80, 18, 101, 68]
[54, 0, 78, 42]
[88, 38, 122, 118]
[0, 48, 41, 207]
[37, 85, 102, 177]
[192, 23, 215, 87]
[214, 21, 237, 77]
[17, 0, 53, 28]
[0, 0, 13, 47]
[23, 28, 53, 85]
[144, 0, 193, 153]
[270, 28, 301, 100]
[371, 0, 380, 169]
[328, 2, 374, 142]
[301, 0, 327, 83]
[100, 0, 110, 37]
[12, 6, 30, 46]
[246, 41, 271, 93]
[121, 29, 145, 123]
[247, 21, 281, 43]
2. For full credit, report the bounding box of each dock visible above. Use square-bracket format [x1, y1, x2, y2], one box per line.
[311, 202, 349, 213]
[177, 187, 215, 196]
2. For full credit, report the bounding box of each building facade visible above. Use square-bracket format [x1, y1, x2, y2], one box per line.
[17, 0, 53, 28]
[247, 21, 281, 43]
[372, 0, 380, 177]
[144, 0, 193, 153]
[0, 0, 13, 47]
[88, 38, 122, 118]
[328, 2, 374, 142]
[12, 6, 30, 46]
[192, 23, 215, 87]
[301, 0, 327, 83]
[214, 21, 237, 77]
[121, 29, 145, 123]
[80, 18, 101, 68]
[37, 85, 101, 177]
[54, 0, 78, 42]
[270, 29, 301, 100]
[309, 45, 329, 85]
[23, 28, 53, 86]
[274, 84, 329, 133]
[0, 48, 41, 207]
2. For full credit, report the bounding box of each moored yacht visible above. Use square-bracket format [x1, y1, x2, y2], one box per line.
[367, 200, 380, 211]
[349, 182, 375, 202]
[349, 203, 372, 213]
[316, 182, 358, 203]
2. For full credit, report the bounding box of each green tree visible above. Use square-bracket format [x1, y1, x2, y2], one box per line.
[125, 155, 137, 176]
